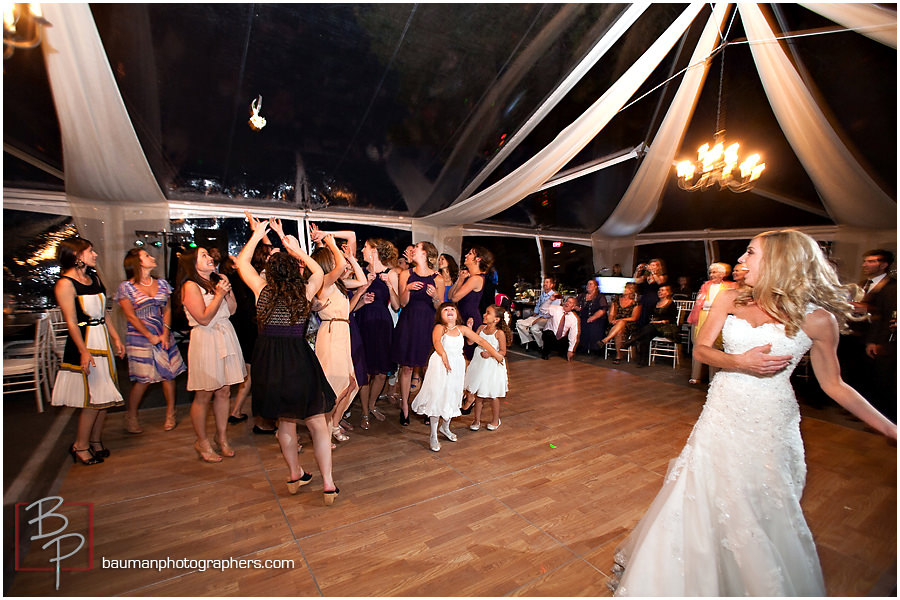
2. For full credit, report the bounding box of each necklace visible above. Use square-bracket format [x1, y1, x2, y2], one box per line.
[446, 324, 458, 332]
[137, 278, 154, 287]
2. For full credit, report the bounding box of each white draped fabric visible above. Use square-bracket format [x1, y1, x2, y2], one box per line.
[452, 2, 651, 204]
[42, 4, 169, 335]
[799, 3, 897, 49]
[421, 2, 706, 227]
[739, 3, 896, 229]
[411, 221, 463, 265]
[595, 3, 732, 238]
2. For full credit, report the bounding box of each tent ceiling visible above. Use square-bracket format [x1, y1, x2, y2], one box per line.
[2, 3, 896, 235]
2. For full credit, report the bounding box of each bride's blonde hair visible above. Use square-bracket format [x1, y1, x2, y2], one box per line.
[734, 230, 859, 337]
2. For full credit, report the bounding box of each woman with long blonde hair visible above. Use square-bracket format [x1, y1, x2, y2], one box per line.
[611, 230, 896, 596]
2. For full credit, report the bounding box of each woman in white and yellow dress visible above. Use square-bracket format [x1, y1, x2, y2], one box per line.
[52, 237, 125, 465]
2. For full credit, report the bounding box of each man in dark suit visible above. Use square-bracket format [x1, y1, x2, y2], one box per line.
[848, 249, 896, 421]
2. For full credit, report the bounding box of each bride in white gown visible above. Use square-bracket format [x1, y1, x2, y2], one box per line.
[611, 230, 897, 596]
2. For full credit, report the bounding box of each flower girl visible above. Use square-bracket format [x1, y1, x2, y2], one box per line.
[411, 302, 504, 451]
[463, 305, 511, 430]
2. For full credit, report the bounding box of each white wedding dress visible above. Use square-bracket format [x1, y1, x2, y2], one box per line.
[611, 310, 826, 596]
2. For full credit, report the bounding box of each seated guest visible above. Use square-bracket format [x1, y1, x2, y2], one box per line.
[601, 282, 641, 364]
[576, 278, 608, 354]
[516, 276, 560, 352]
[624, 284, 678, 365]
[540, 296, 579, 361]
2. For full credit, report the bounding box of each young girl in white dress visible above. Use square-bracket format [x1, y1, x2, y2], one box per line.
[463, 305, 511, 431]
[410, 302, 504, 452]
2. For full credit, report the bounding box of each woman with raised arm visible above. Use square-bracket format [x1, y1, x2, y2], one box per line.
[51, 237, 126, 465]
[610, 230, 896, 596]
[309, 232, 366, 443]
[179, 247, 246, 463]
[116, 248, 185, 434]
[237, 213, 340, 505]
[390, 241, 444, 425]
[449, 246, 492, 361]
[353, 238, 400, 428]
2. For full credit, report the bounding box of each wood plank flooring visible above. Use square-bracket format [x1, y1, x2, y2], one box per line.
[9, 352, 896, 596]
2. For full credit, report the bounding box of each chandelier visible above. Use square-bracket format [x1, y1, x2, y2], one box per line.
[676, 131, 765, 193]
[675, 42, 765, 193]
[3, 2, 51, 60]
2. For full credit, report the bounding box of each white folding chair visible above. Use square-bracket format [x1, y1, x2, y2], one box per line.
[603, 340, 631, 362]
[649, 336, 678, 368]
[49, 310, 68, 361]
[649, 301, 695, 369]
[3, 315, 52, 412]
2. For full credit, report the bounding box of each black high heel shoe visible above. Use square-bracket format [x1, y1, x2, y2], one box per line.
[70, 445, 103, 465]
[400, 413, 410, 426]
[88, 440, 110, 459]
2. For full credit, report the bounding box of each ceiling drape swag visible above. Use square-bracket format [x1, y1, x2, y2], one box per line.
[451, 2, 651, 206]
[595, 2, 732, 238]
[739, 3, 896, 229]
[421, 2, 706, 228]
[41, 3, 169, 336]
[798, 3, 897, 49]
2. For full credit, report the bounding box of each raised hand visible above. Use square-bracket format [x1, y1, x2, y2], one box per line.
[244, 211, 266, 234]
[309, 222, 323, 243]
[269, 217, 285, 239]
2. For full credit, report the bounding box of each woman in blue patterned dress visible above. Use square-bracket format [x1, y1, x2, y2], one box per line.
[116, 249, 186, 434]
[390, 241, 444, 425]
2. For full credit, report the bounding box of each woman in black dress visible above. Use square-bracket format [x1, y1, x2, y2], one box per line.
[576, 278, 608, 354]
[237, 214, 339, 504]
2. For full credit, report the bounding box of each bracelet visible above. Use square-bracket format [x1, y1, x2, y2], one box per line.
[164, 324, 171, 330]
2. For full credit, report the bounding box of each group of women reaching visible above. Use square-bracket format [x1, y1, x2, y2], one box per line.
[49, 214, 512, 504]
[46, 227, 896, 593]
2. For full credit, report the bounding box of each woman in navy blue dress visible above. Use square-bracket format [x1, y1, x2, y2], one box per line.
[390, 241, 444, 425]
[449, 246, 493, 361]
[353, 238, 400, 428]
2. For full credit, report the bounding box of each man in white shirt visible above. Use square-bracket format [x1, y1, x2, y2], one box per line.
[540, 296, 579, 361]
[516, 277, 561, 351]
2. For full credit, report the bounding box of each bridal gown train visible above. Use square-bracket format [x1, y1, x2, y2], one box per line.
[611, 310, 826, 596]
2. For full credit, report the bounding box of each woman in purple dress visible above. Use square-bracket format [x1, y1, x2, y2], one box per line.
[449, 246, 493, 361]
[353, 238, 400, 428]
[390, 241, 444, 425]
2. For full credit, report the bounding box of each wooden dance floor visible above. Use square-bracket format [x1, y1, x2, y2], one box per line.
[10, 353, 896, 596]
